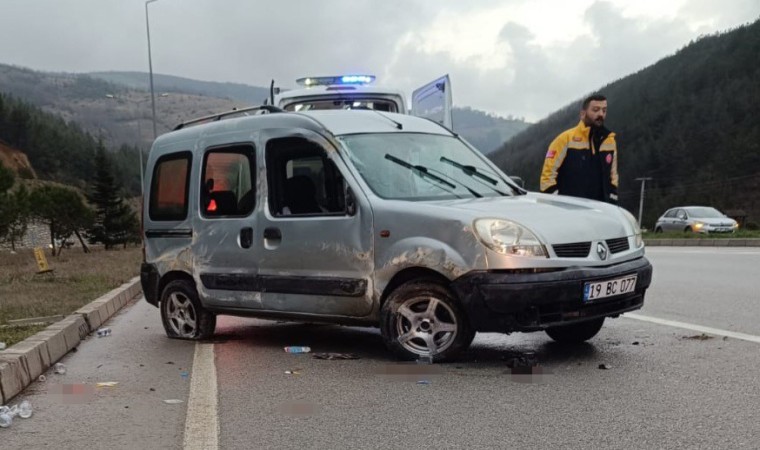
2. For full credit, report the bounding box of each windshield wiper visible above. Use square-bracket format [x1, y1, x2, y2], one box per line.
[439, 156, 511, 196]
[426, 167, 483, 198]
[384, 154, 467, 197]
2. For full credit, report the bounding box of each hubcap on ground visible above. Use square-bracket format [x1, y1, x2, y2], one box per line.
[395, 296, 458, 356]
[166, 292, 197, 338]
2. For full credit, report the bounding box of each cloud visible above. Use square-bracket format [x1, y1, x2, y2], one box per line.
[0, 0, 758, 121]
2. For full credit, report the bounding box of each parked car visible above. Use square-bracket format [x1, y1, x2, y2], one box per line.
[654, 206, 739, 233]
[140, 107, 652, 361]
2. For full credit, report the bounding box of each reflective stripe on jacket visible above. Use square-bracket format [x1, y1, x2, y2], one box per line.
[540, 120, 618, 204]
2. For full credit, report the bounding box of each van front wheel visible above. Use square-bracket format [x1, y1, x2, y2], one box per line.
[160, 280, 216, 340]
[380, 280, 474, 362]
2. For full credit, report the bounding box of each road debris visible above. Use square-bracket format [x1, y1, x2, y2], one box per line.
[180, 370, 189, 380]
[312, 352, 360, 360]
[96, 327, 112, 337]
[96, 381, 119, 388]
[284, 346, 311, 353]
[163, 399, 184, 404]
[504, 351, 538, 369]
[598, 364, 613, 370]
[54, 363, 66, 375]
[38, 375, 46, 382]
[284, 370, 302, 375]
[416, 380, 432, 385]
[683, 333, 713, 341]
[632, 341, 640, 345]
[0, 342, 6, 350]
[0, 400, 33, 428]
[416, 355, 434, 365]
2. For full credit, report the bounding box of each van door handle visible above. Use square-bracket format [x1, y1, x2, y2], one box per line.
[263, 227, 281, 240]
[240, 227, 253, 249]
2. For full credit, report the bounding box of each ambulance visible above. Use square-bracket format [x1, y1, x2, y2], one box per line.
[267, 74, 453, 129]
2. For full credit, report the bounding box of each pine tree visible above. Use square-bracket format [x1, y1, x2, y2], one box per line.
[87, 142, 138, 249]
[0, 162, 15, 242]
[6, 184, 31, 252]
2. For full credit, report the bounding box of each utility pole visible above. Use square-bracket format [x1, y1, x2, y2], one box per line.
[635, 177, 653, 227]
[145, 0, 160, 139]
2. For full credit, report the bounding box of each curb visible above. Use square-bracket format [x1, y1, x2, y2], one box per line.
[644, 239, 760, 247]
[0, 276, 142, 404]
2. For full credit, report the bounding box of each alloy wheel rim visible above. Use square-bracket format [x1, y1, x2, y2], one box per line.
[166, 292, 197, 338]
[394, 295, 458, 356]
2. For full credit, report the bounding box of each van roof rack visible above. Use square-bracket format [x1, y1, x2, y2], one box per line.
[173, 105, 285, 131]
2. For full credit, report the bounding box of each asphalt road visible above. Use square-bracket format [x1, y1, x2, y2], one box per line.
[3, 247, 759, 449]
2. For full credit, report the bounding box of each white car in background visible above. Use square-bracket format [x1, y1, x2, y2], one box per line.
[654, 206, 739, 233]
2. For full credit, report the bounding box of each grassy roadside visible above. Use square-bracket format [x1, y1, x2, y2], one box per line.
[0, 246, 142, 347]
[643, 230, 760, 239]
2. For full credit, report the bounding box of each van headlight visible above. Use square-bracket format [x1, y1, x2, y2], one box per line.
[620, 209, 643, 248]
[473, 219, 547, 257]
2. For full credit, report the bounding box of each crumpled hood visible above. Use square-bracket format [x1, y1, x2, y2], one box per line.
[425, 192, 632, 244]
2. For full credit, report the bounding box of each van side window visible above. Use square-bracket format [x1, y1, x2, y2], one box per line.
[265, 137, 346, 217]
[149, 152, 191, 221]
[201, 145, 256, 218]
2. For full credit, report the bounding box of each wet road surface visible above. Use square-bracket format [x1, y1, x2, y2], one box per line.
[3, 247, 759, 449]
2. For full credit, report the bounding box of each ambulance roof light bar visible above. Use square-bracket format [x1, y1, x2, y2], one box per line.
[296, 75, 376, 87]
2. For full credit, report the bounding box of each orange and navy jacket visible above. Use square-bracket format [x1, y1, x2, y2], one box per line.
[540, 120, 618, 204]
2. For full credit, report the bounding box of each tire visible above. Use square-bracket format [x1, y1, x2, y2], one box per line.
[684, 226, 693, 233]
[380, 280, 475, 362]
[545, 317, 605, 343]
[160, 280, 216, 340]
[654, 227, 663, 233]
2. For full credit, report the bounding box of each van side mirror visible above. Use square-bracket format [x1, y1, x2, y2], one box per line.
[345, 185, 357, 216]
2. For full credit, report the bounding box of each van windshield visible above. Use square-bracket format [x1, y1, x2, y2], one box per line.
[338, 133, 518, 200]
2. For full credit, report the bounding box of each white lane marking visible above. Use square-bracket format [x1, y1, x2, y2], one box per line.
[646, 248, 760, 255]
[183, 343, 219, 450]
[625, 313, 760, 344]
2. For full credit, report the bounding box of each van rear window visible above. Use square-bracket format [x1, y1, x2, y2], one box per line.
[149, 152, 191, 221]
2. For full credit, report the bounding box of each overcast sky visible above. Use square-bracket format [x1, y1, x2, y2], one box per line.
[1, 0, 759, 120]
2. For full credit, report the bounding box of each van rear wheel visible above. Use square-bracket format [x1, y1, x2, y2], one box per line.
[380, 280, 474, 362]
[160, 280, 216, 340]
[545, 317, 604, 343]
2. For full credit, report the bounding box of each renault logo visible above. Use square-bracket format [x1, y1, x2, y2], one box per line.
[596, 242, 608, 260]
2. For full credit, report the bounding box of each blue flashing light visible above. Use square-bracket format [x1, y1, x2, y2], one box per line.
[341, 75, 374, 84]
[296, 75, 376, 87]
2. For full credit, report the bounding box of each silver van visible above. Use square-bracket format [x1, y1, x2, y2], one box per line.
[140, 107, 652, 361]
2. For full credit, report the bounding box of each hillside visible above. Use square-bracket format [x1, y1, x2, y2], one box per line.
[490, 20, 760, 227]
[453, 107, 529, 154]
[0, 141, 36, 179]
[89, 71, 271, 105]
[0, 64, 246, 150]
[1, 65, 528, 156]
[91, 71, 529, 153]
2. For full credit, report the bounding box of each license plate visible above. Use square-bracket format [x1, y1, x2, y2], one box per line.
[583, 275, 637, 302]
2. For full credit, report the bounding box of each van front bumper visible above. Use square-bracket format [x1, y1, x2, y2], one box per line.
[450, 257, 652, 332]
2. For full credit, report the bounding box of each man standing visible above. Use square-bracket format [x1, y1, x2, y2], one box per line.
[540, 94, 618, 204]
